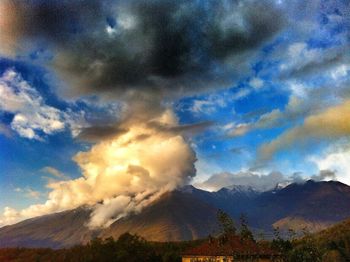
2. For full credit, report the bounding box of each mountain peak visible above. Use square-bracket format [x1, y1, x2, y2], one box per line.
[224, 184, 259, 192]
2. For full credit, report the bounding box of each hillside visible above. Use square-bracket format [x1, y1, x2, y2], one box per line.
[0, 191, 219, 248]
[0, 207, 94, 248]
[100, 191, 219, 241]
[313, 218, 350, 246]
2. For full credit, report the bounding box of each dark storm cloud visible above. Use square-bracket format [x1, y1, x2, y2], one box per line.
[77, 120, 213, 142]
[147, 120, 214, 135]
[9, 0, 103, 42]
[77, 125, 129, 142]
[5, 0, 285, 98]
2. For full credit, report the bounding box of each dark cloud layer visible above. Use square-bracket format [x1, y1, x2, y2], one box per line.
[77, 126, 129, 142]
[4, 0, 285, 98]
[147, 120, 214, 135]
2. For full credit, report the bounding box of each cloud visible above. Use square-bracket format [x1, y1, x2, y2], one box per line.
[14, 187, 41, 199]
[274, 1, 350, 81]
[0, 110, 196, 228]
[311, 170, 337, 182]
[227, 123, 252, 137]
[0, 69, 85, 140]
[249, 77, 264, 89]
[226, 77, 350, 139]
[147, 119, 214, 136]
[189, 94, 228, 115]
[195, 168, 342, 192]
[25, 188, 41, 199]
[40, 166, 70, 185]
[226, 109, 283, 137]
[279, 43, 350, 80]
[311, 144, 350, 185]
[76, 126, 129, 142]
[259, 100, 350, 161]
[0, 0, 285, 99]
[195, 170, 285, 192]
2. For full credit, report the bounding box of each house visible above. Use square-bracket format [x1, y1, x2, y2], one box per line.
[182, 235, 284, 262]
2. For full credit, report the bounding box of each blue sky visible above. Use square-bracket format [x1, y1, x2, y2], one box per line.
[0, 0, 349, 225]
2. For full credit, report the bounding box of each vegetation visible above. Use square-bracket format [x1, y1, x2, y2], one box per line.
[1, 215, 350, 261]
[239, 214, 255, 242]
[0, 233, 203, 262]
[217, 209, 237, 235]
[271, 219, 350, 262]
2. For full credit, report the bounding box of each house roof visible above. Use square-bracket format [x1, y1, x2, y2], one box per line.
[183, 235, 279, 257]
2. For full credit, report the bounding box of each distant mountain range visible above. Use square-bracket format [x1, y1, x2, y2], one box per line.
[1, 180, 350, 248]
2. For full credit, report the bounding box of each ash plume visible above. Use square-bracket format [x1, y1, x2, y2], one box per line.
[0, 0, 286, 227]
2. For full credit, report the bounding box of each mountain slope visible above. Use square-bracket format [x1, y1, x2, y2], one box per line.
[0, 191, 219, 248]
[290, 218, 350, 261]
[101, 190, 219, 241]
[0, 207, 94, 248]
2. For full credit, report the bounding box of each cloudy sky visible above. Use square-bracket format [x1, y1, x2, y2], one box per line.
[0, 0, 349, 226]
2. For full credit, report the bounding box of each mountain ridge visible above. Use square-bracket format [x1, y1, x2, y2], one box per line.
[1, 180, 349, 248]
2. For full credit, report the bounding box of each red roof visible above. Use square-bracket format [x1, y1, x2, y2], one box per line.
[183, 235, 279, 257]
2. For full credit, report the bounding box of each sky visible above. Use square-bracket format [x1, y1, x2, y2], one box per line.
[0, 0, 349, 226]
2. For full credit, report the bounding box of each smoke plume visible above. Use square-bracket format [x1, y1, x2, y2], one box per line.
[0, 110, 196, 227]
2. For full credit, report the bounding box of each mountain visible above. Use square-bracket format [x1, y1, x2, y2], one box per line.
[100, 191, 219, 242]
[0, 191, 219, 248]
[184, 180, 350, 233]
[251, 180, 350, 232]
[0, 207, 94, 248]
[1, 180, 350, 248]
[181, 185, 259, 218]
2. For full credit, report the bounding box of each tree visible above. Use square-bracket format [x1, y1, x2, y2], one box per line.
[271, 227, 292, 255]
[217, 209, 236, 236]
[239, 214, 255, 242]
[287, 242, 323, 262]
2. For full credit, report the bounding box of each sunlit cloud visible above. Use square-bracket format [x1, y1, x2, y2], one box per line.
[0, 110, 196, 227]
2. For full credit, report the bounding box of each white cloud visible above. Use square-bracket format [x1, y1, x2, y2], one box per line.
[331, 64, 349, 80]
[281, 42, 322, 73]
[14, 187, 41, 199]
[227, 123, 252, 137]
[249, 77, 264, 89]
[232, 88, 251, 100]
[190, 94, 227, 114]
[0, 69, 86, 140]
[288, 81, 307, 98]
[195, 170, 285, 192]
[0, 110, 196, 228]
[311, 146, 350, 186]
